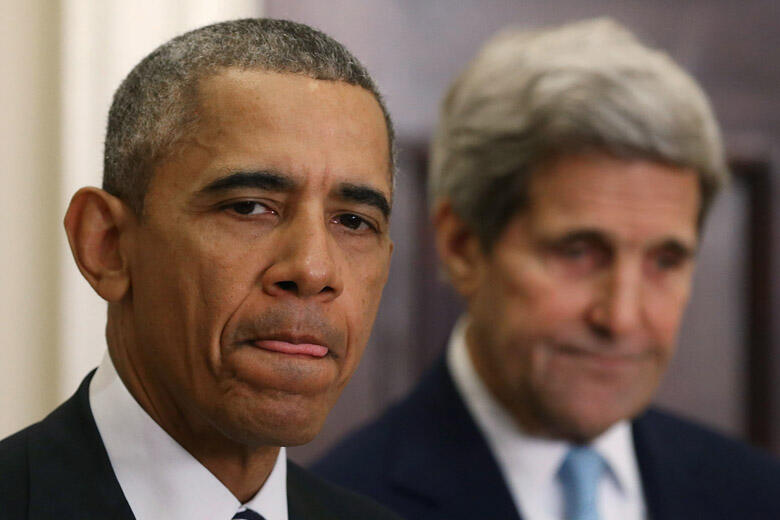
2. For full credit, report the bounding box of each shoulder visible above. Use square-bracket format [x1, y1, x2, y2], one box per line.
[0, 372, 130, 519]
[637, 407, 780, 473]
[308, 399, 413, 506]
[635, 408, 780, 512]
[313, 360, 450, 485]
[287, 461, 404, 520]
[0, 382, 90, 519]
[0, 424, 34, 517]
[0, 423, 32, 474]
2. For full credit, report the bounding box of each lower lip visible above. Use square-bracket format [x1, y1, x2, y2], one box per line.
[252, 340, 328, 358]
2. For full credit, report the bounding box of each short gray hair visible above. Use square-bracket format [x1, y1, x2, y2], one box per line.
[104, 18, 394, 214]
[430, 18, 728, 248]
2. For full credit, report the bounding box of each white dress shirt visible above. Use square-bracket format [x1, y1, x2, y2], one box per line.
[447, 317, 647, 520]
[89, 352, 288, 520]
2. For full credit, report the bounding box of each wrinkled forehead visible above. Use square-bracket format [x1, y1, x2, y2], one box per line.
[145, 69, 393, 211]
[525, 153, 701, 246]
[192, 68, 394, 182]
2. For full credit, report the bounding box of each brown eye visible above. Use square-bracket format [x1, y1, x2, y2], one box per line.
[229, 201, 272, 216]
[648, 242, 692, 274]
[654, 249, 684, 270]
[559, 243, 588, 259]
[334, 213, 373, 231]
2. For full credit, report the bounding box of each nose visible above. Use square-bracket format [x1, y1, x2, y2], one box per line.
[261, 213, 343, 301]
[587, 260, 643, 340]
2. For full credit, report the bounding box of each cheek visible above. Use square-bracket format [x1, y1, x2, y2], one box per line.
[358, 247, 391, 311]
[494, 260, 591, 336]
[135, 226, 257, 357]
[339, 250, 390, 364]
[645, 289, 690, 352]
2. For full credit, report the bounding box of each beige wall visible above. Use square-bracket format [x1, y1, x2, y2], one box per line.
[0, 1, 62, 438]
[0, 0, 262, 439]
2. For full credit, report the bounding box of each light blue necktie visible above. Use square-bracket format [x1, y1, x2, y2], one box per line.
[558, 446, 605, 520]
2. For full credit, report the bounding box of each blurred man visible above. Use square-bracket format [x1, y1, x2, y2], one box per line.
[0, 19, 402, 520]
[316, 18, 780, 519]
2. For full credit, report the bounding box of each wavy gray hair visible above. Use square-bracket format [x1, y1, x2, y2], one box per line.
[429, 18, 728, 249]
[104, 18, 394, 215]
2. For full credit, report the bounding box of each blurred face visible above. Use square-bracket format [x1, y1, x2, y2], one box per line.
[463, 153, 700, 441]
[122, 69, 392, 447]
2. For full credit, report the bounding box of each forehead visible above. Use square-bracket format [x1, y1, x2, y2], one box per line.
[526, 153, 701, 245]
[153, 69, 391, 198]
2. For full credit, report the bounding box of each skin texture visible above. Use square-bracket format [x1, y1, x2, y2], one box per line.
[436, 153, 700, 442]
[64, 69, 392, 500]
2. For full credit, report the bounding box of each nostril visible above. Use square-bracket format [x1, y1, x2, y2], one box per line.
[590, 323, 612, 341]
[276, 281, 298, 293]
[319, 285, 335, 294]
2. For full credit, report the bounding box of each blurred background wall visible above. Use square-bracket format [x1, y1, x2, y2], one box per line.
[2, 0, 778, 466]
[261, 0, 780, 464]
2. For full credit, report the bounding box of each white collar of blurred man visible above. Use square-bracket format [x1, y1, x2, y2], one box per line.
[434, 152, 700, 444]
[447, 315, 648, 518]
[63, 68, 392, 502]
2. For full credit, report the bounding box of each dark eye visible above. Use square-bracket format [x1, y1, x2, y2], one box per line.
[334, 213, 373, 231]
[550, 238, 610, 275]
[653, 248, 686, 271]
[228, 201, 272, 216]
[559, 243, 589, 259]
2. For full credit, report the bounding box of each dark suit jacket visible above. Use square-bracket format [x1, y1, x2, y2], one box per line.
[0, 373, 403, 520]
[314, 358, 780, 519]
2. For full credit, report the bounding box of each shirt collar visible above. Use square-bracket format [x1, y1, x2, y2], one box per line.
[89, 352, 288, 520]
[446, 316, 644, 515]
[592, 419, 644, 500]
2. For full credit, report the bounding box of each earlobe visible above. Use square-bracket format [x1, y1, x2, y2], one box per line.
[63, 187, 133, 302]
[432, 199, 485, 298]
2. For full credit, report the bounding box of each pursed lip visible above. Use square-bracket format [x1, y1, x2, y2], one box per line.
[553, 343, 647, 366]
[245, 333, 330, 358]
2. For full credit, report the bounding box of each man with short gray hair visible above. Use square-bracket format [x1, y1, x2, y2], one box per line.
[0, 18, 401, 520]
[316, 18, 780, 519]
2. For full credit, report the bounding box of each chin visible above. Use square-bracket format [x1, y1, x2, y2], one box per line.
[530, 366, 660, 442]
[553, 413, 620, 443]
[213, 392, 331, 448]
[536, 390, 649, 443]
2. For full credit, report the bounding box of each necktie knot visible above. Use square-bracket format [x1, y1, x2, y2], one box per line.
[232, 509, 267, 520]
[558, 446, 605, 520]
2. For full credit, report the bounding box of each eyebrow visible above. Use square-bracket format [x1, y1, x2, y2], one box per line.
[548, 228, 696, 256]
[337, 183, 392, 218]
[655, 238, 697, 257]
[196, 170, 296, 195]
[194, 171, 391, 218]
[540, 229, 611, 252]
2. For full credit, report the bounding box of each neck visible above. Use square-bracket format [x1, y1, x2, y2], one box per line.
[105, 305, 279, 502]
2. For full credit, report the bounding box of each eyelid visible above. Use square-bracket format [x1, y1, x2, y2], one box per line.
[221, 198, 277, 216]
[349, 205, 387, 227]
[333, 212, 380, 233]
[554, 237, 606, 254]
[651, 245, 691, 268]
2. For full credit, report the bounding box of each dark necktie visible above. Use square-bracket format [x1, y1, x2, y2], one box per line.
[232, 509, 267, 520]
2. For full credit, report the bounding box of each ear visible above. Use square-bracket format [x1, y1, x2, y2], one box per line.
[63, 187, 134, 302]
[432, 198, 486, 298]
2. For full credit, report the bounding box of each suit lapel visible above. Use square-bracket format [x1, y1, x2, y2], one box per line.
[287, 468, 325, 520]
[386, 360, 522, 520]
[287, 461, 342, 520]
[26, 372, 135, 519]
[633, 410, 706, 519]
